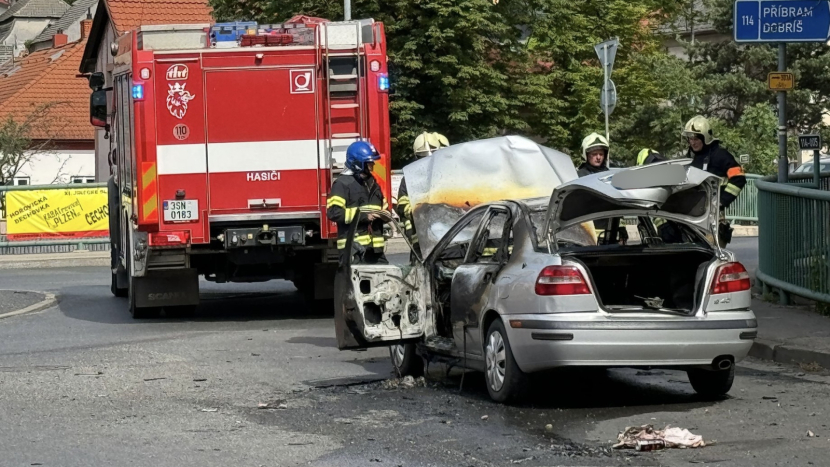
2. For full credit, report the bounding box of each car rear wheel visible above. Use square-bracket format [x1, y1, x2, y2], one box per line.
[389, 344, 424, 377]
[687, 366, 735, 397]
[484, 319, 528, 403]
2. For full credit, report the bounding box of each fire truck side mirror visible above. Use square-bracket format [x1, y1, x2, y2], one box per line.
[88, 72, 105, 91]
[90, 89, 108, 128]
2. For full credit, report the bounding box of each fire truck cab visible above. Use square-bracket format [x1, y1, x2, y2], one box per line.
[87, 18, 392, 318]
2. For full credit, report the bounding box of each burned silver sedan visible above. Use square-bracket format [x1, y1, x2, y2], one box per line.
[333, 136, 756, 403]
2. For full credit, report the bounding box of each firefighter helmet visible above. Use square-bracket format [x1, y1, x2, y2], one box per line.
[636, 148, 666, 166]
[581, 133, 609, 160]
[682, 115, 718, 146]
[413, 131, 450, 157]
[345, 141, 380, 174]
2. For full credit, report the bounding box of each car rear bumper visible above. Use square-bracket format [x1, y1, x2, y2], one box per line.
[503, 311, 757, 373]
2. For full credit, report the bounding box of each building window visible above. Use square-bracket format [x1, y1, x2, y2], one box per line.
[71, 176, 95, 184]
[12, 177, 30, 186]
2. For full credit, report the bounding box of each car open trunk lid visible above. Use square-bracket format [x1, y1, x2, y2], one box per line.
[545, 162, 724, 249]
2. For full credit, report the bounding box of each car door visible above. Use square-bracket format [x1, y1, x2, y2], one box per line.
[334, 209, 428, 350]
[449, 205, 513, 356]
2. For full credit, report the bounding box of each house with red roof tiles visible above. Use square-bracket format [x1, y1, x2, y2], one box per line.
[0, 24, 94, 186]
[78, 0, 212, 180]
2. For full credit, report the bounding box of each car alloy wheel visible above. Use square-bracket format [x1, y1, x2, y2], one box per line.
[485, 330, 506, 392]
[391, 344, 406, 367]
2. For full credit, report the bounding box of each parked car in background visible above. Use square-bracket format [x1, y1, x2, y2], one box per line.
[333, 136, 757, 403]
[792, 156, 830, 174]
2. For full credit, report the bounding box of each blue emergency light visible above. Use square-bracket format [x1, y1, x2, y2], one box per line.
[378, 74, 389, 92]
[132, 83, 144, 100]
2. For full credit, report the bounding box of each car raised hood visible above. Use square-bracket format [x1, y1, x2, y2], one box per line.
[402, 135, 585, 259]
[545, 161, 723, 244]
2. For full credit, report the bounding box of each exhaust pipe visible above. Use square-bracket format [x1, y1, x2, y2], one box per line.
[713, 356, 732, 371]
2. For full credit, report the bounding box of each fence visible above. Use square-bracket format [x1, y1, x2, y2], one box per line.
[756, 172, 830, 305]
[724, 174, 762, 223]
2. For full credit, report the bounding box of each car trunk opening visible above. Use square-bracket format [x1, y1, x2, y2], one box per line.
[565, 248, 715, 314]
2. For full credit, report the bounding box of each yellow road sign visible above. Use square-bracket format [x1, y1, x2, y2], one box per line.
[768, 72, 794, 91]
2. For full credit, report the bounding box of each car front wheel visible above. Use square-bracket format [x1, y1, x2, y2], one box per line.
[484, 319, 528, 403]
[389, 343, 424, 377]
[687, 366, 735, 397]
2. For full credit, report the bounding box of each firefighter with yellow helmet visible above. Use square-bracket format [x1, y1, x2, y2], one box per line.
[577, 132, 627, 244]
[395, 132, 450, 255]
[682, 115, 746, 246]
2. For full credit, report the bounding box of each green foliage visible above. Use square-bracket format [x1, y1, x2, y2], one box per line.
[616, 0, 830, 174]
[208, 0, 677, 165]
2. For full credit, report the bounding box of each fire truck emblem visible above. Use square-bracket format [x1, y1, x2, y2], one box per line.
[166, 83, 195, 119]
[166, 64, 189, 80]
[290, 69, 315, 94]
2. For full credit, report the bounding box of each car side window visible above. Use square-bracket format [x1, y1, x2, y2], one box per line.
[470, 210, 512, 264]
[437, 211, 486, 261]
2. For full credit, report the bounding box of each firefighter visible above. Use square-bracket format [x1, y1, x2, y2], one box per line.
[682, 115, 746, 247]
[396, 132, 450, 257]
[327, 141, 390, 265]
[636, 148, 666, 166]
[635, 148, 683, 244]
[577, 133, 628, 244]
[577, 132, 610, 176]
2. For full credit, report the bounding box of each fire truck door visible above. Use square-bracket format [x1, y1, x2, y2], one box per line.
[204, 69, 320, 215]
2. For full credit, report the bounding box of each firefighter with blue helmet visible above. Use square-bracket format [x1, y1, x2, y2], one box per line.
[326, 141, 390, 265]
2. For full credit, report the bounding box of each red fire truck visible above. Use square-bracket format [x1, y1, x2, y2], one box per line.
[87, 17, 392, 318]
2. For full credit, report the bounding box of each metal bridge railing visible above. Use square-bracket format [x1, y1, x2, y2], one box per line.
[757, 172, 830, 305]
[724, 174, 762, 223]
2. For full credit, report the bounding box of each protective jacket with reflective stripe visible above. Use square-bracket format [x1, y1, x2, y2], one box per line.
[687, 141, 746, 209]
[395, 177, 417, 246]
[326, 172, 387, 251]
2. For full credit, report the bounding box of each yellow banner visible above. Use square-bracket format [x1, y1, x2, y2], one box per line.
[5, 188, 109, 240]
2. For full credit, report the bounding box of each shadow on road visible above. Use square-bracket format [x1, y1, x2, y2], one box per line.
[422, 366, 726, 420]
[56, 283, 334, 325]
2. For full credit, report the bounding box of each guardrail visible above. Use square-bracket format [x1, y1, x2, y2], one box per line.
[757, 172, 830, 305]
[724, 174, 762, 223]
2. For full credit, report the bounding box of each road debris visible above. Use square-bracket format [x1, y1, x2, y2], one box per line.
[807, 430, 816, 437]
[511, 456, 534, 464]
[382, 375, 426, 390]
[258, 402, 289, 410]
[545, 424, 554, 433]
[613, 425, 705, 450]
[201, 408, 219, 412]
[193, 378, 207, 382]
[143, 377, 166, 382]
[481, 415, 489, 421]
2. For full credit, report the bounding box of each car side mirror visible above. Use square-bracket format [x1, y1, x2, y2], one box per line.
[90, 89, 108, 128]
[88, 72, 105, 91]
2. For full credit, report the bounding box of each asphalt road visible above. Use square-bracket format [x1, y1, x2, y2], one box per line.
[4, 240, 830, 467]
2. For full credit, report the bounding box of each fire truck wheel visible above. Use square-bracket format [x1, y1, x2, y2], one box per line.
[111, 265, 128, 298]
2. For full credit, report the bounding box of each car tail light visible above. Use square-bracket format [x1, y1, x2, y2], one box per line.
[711, 262, 750, 294]
[535, 265, 591, 296]
[149, 231, 190, 247]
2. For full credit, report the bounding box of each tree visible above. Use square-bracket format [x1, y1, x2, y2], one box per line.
[0, 103, 63, 215]
[615, 0, 830, 174]
[208, 0, 680, 165]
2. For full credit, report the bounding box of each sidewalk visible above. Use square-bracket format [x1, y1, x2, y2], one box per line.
[0, 250, 110, 270]
[751, 298, 830, 369]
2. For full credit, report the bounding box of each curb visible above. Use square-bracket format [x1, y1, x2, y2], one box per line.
[0, 291, 57, 320]
[749, 338, 830, 370]
[732, 226, 758, 237]
[0, 252, 110, 270]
